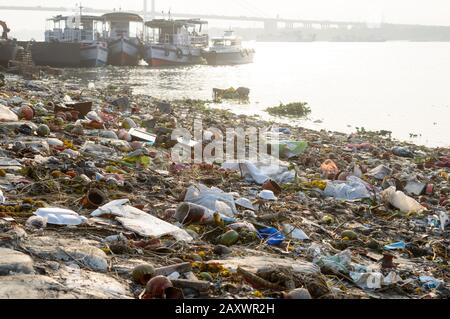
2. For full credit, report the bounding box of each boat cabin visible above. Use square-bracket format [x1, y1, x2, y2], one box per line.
[45, 15, 106, 42]
[102, 12, 144, 40]
[145, 19, 208, 47]
[211, 30, 242, 48]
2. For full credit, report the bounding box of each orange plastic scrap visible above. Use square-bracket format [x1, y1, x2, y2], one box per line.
[320, 159, 339, 178]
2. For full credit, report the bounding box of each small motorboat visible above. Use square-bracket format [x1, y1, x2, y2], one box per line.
[144, 19, 209, 66]
[203, 30, 255, 66]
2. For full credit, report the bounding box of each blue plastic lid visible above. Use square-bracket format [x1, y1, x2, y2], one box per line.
[257, 227, 285, 246]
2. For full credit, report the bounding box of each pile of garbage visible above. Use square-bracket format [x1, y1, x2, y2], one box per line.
[0, 73, 448, 299]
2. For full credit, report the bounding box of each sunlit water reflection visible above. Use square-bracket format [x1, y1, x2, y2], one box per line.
[63, 42, 450, 147]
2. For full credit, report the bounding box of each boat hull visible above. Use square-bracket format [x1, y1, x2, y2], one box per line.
[145, 45, 204, 66]
[80, 42, 108, 67]
[31, 42, 81, 67]
[0, 40, 18, 67]
[203, 50, 255, 65]
[107, 38, 140, 66]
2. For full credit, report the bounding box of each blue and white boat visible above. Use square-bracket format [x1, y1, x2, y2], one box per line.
[32, 14, 108, 68]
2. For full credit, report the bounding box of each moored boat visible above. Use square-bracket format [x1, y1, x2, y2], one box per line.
[32, 14, 108, 68]
[80, 41, 108, 67]
[144, 19, 208, 66]
[102, 12, 143, 66]
[203, 30, 255, 65]
[31, 42, 81, 68]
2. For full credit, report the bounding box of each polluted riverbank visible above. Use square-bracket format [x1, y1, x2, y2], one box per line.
[0, 73, 449, 299]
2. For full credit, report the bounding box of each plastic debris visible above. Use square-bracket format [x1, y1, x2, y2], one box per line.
[0, 104, 19, 122]
[350, 271, 402, 290]
[257, 190, 278, 201]
[222, 160, 295, 185]
[419, 276, 444, 289]
[314, 249, 352, 274]
[184, 184, 238, 217]
[257, 227, 285, 246]
[367, 165, 392, 180]
[324, 176, 372, 201]
[381, 186, 426, 213]
[34, 208, 88, 226]
[404, 179, 426, 196]
[234, 197, 255, 210]
[175, 202, 215, 225]
[278, 140, 308, 159]
[392, 146, 414, 158]
[282, 224, 309, 240]
[91, 199, 193, 241]
[384, 241, 407, 250]
[439, 211, 449, 231]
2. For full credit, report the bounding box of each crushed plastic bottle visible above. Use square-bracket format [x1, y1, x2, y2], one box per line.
[392, 146, 414, 158]
[381, 186, 426, 213]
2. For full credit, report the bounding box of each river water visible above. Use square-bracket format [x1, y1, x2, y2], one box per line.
[64, 42, 450, 147]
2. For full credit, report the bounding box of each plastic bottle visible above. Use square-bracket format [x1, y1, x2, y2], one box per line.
[381, 186, 425, 213]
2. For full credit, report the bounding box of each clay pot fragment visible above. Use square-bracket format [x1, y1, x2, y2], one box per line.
[142, 276, 174, 299]
[262, 179, 282, 195]
[80, 189, 106, 209]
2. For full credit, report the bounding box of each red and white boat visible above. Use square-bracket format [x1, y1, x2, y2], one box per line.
[102, 12, 144, 66]
[144, 19, 208, 66]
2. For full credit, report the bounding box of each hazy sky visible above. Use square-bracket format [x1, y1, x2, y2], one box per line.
[2, 0, 450, 39]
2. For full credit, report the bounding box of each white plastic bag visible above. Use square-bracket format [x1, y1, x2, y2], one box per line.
[282, 224, 309, 240]
[184, 184, 237, 217]
[34, 207, 88, 226]
[324, 176, 371, 200]
[91, 199, 193, 241]
[222, 160, 295, 185]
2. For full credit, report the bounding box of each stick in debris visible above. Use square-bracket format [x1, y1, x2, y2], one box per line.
[171, 279, 211, 292]
[154, 262, 192, 277]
